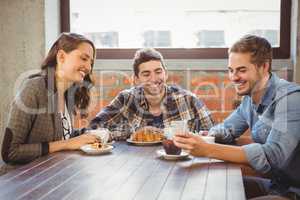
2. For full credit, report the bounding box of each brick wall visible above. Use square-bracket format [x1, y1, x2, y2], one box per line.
[74, 68, 291, 128]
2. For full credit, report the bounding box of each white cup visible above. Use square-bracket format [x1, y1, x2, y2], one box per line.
[87, 129, 110, 145]
[170, 120, 189, 136]
[201, 136, 215, 143]
[163, 126, 173, 139]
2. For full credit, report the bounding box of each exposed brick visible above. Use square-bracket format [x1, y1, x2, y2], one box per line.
[192, 83, 220, 96]
[223, 85, 236, 97]
[90, 90, 101, 98]
[201, 98, 222, 111]
[223, 99, 235, 111]
[107, 88, 123, 99]
[167, 73, 183, 85]
[223, 86, 238, 110]
[191, 74, 223, 87]
[92, 73, 118, 86]
[223, 75, 231, 85]
[123, 76, 133, 85]
[191, 77, 200, 87]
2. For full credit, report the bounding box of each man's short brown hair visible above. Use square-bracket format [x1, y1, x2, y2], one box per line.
[229, 35, 273, 72]
[133, 48, 166, 77]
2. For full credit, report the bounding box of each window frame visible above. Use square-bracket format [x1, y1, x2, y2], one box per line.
[60, 0, 291, 59]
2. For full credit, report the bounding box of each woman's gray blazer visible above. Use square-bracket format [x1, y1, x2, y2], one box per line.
[1, 69, 80, 164]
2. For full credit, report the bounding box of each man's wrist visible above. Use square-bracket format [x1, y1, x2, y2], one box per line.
[203, 143, 217, 158]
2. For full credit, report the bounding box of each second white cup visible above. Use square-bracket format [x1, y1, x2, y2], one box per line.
[87, 129, 110, 145]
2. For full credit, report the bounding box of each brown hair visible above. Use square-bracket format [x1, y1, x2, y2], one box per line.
[229, 34, 272, 72]
[133, 48, 166, 77]
[41, 32, 96, 118]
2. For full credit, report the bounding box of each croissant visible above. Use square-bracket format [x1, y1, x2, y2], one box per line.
[132, 128, 164, 142]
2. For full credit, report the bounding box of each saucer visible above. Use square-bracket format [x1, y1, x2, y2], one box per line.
[156, 149, 189, 160]
[80, 144, 114, 155]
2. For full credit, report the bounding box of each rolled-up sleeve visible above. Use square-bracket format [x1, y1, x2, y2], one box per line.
[243, 92, 300, 174]
[243, 143, 271, 173]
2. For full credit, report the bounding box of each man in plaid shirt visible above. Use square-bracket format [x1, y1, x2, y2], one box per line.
[90, 48, 214, 140]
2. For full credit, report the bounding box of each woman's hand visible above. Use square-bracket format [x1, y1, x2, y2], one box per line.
[65, 134, 100, 150]
[49, 134, 99, 153]
[173, 133, 209, 157]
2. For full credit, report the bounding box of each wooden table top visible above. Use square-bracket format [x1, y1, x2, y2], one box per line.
[0, 142, 246, 200]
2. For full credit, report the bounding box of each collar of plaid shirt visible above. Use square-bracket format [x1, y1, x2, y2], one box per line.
[132, 85, 197, 125]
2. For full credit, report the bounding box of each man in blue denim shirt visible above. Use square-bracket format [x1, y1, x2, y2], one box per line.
[174, 35, 300, 199]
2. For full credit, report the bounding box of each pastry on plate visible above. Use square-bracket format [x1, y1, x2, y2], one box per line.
[131, 127, 164, 142]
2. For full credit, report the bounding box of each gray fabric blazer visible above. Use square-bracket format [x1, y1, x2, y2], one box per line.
[1, 70, 70, 164]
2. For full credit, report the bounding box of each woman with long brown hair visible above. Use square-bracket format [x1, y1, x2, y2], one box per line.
[1, 33, 99, 165]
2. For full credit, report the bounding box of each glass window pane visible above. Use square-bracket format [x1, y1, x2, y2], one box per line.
[70, 0, 281, 48]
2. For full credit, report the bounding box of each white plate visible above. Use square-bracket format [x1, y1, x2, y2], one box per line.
[156, 149, 189, 160]
[80, 144, 114, 155]
[126, 138, 162, 146]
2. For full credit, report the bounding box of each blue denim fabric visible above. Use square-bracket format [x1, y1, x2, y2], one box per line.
[209, 73, 300, 186]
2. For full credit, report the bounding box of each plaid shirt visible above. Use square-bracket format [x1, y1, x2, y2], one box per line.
[90, 85, 214, 140]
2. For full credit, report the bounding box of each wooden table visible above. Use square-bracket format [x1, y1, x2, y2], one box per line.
[0, 142, 246, 200]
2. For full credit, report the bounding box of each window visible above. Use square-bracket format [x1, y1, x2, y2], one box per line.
[60, 0, 291, 59]
[250, 30, 279, 47]
[143, 31, 171, 47]
[195, 30, 225, 47]
[85, 32, 119, 48]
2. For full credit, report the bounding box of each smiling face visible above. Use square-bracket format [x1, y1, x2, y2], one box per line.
[134, 60, 168, 97]
[56, 42, 94, 84]
[228, 52, 269, 96]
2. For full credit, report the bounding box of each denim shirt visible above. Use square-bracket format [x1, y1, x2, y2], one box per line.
[209, 73, 300, 188]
